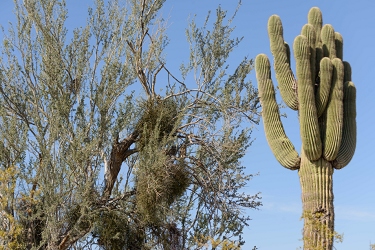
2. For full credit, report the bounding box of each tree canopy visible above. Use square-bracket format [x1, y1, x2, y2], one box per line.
[0, 0, 261, 249]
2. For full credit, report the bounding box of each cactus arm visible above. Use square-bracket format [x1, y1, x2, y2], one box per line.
[255, 54, 300, 170]
[335, 32, 343, 60]
[343, 61, 352, 82]
[334, 81, 356, 169]
[338, 62, 353, 165]
[308, 7, 323, 45]
[321, 24, 337, 59]
[301, 24, 317, 86]
[285, 42, 291, 66]
[308, 7, 323, 79]
[315, 57, 333, 117]
[268, 15, 298, 110]
[294, 35, 322, 161]
[322, 58, 344, 161]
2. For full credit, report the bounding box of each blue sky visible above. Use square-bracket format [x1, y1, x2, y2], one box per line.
[1, 0, 374, 249]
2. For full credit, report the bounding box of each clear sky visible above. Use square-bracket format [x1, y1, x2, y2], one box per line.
[1, 0, 374, 249]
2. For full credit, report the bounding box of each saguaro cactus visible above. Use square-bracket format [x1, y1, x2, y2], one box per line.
[255, 7, 356, 250]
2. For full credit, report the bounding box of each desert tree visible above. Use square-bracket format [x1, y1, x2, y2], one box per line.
[0, 0, 260, 249]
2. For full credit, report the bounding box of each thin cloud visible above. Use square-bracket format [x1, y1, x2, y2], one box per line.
[262, 201, 301, 214]
[335, 206, 375, 221]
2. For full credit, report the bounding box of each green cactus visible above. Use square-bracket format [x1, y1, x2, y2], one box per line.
[256, 7, 356, 250]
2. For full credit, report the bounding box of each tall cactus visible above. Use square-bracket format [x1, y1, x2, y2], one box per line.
[255, 7, 356, 250]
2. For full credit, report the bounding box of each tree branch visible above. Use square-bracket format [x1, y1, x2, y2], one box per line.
[103, 131, 139, 198]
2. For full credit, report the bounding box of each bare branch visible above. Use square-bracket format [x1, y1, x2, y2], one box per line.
[103, 131, 139, 198]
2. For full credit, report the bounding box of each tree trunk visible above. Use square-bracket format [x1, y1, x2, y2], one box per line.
[299, 149, 334, 250]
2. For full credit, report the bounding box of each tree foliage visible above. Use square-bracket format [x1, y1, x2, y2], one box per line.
[0, 0, 260, 249]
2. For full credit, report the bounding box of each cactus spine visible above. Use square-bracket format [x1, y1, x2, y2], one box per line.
[256, 7, 356, 250]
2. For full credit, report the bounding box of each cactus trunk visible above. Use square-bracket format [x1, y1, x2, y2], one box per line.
[299, 149, 334, 250]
